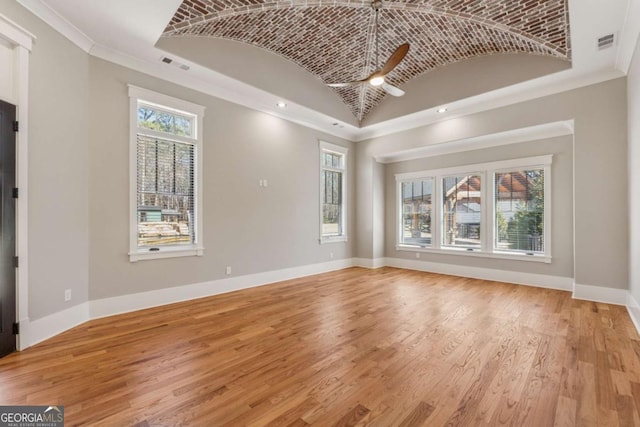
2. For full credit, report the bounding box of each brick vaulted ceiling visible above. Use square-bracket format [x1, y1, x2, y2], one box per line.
[162, 0, 571, 122]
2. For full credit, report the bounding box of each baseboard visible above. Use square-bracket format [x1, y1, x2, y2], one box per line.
[573, 283, 628, 305]
[384, 257, 574, 291]
[627, 293, 640, 334]
[19, 302, 90, 350]
[89, 258, 354, 320]
[21, 256, 638, 349]
[352, 257, 386, 269]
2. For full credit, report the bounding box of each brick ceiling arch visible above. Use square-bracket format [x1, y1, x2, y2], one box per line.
[163, 0, 570, 122]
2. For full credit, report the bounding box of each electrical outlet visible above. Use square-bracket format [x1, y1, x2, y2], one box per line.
[330, 252, 334, 259]
[415, 252, 420, 259]
[225, 266, 231, 275]
[64, 289, 71, 302]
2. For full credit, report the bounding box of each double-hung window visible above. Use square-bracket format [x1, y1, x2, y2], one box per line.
[396, 155, 551, 262]
[442, 174, 482, 250]
[320, 141, 348, 243]
[129, 85, 205, 261]
[494, 167, 545, 254]
[399, 178, 433, 247]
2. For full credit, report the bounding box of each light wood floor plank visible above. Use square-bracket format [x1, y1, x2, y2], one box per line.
[0, 267, 638, 426]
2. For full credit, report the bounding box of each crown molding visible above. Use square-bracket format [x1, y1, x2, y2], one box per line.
[14, 0, 631, 143]
[89, 43, 362, 141]
[17, 0, 93, 52]
[616, 0, 640, 73]
[375, 121, 574, 163]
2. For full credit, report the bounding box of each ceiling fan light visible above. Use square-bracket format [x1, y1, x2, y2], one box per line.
[369, 76, 385, 86]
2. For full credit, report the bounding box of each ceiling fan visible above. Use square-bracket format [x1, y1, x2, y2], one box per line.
[327, 0, 409, 97]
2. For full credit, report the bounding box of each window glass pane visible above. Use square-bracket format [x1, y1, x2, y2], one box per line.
[137, 135, 195, 247]
[174, 115, 192, 137]
[138, 104, 194, 138]
[138, 107, 157, 131]
[156, 111, 175, 134]
[495, 169, 544, 253]
[322, 152, 342, 169]
[442, 174, 482, 249]
[322, 169, 342, 236]
[400, 179, 433, 246]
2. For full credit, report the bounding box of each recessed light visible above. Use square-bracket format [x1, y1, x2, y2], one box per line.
[437, 107, 448, 113]
[276, 102, 287, 108]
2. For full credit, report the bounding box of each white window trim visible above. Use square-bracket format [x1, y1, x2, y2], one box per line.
[398, 177, 436, 249]
[128, 85, 205, 262]
[319, 141, 348, 244]
[395, 155, 552, 263]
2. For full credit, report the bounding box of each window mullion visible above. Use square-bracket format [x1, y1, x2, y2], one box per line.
[483, 171, 493, 253]
[433, 176, 441, 250]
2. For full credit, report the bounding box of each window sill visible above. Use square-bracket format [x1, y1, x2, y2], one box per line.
[320, 235, 348, 244]
[129, 246, 204, 262]
[396, 245, 551, 263]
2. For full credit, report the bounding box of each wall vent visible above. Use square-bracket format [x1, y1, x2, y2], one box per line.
[597, 33, 615, 50]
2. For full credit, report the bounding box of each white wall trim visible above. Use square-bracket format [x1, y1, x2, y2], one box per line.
[16, 0, 94, 52]
[0, 13, 35, 50]
[20, 302, 90, 349]
[89, 258, 353, 320]
[384, 257, 573, 291]
[0, 13, 34, 352]
[627, 293, 640, 334]
[376, 121, 572, 164]
[22, 257, 640, 348]
[616, 0, 640, 73]
[352, 257, 386, 269]
[573, 283, 629, 305]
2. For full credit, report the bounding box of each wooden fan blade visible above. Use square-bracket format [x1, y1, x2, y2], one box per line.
[382, 82, 405, 97]
[379, 43, 410, 77]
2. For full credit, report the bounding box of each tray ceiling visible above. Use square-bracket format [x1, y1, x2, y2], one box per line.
[162, 0, 571, 122]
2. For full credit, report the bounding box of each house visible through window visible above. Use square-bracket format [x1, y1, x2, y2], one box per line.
[136, 135, 194, 247]
[320, 142, 348, 242]
[442, 174, 482, 249]
[400, 178, 433, 247]
[396, 155, 551, 261]
[129, 85, 205, 262]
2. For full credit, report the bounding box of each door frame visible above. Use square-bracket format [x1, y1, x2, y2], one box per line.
[0, 13, 34, 350]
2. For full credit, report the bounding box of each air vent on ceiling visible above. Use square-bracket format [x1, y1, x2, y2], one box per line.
[160, 56, 190, 71]
[597, 33, 615, 50]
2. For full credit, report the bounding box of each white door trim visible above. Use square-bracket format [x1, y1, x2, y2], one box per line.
[0, 13, 34, 350]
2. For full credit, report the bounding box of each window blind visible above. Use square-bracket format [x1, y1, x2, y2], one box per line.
[136, 134, 195, 247]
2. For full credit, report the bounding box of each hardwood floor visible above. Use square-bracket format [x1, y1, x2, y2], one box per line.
[1, 267, 639, 426]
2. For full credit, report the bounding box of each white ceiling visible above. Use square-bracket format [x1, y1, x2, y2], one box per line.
[15, 0, 640, 141]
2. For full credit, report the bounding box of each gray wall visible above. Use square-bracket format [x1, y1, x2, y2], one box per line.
[357, 78, 628, 290]
[88, 57, 354, 300]
[0, 2, 90, 320]
[384, 136, 574, 277]
[629, 39, 640, 303]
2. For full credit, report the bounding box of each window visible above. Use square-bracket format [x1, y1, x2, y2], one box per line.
[129, 85, 205, 262]
[400, 178, 433, 247]
[320, 141, 348, 243]
[396, 156, 551, 262]
[442, 174, 482, 249]
[495, 168, 545, 254]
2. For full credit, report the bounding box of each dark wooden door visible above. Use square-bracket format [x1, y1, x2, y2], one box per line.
[0, 100, 16, 358]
